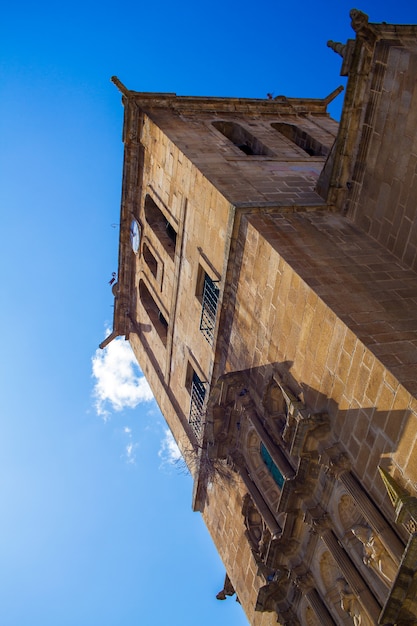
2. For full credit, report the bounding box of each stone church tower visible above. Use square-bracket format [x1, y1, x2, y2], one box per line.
[103, 11, 417, 625]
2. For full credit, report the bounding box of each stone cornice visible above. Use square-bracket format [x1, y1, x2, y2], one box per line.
[111, 79, 338, 116]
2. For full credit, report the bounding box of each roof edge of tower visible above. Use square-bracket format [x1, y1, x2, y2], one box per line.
[112, 88, 343, 115]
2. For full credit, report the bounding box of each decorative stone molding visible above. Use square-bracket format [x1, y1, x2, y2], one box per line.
[306, 505, 331, 533]
[240, 467, 281, 539]
[340, 471, 403, 564]
[276, 605, 301, 626]
[320, 528, 381, 623]
[374, 469, 417, 624]
[327, 41, 346, 58]
[305, 588, 336, 626]
[336, 578, 374, 626]
[269, 379, 330, 457]
[349, 9, 377, 41]
[337, 493, 364, 534]
[293, 570, 314, 593]
[351, 524, 398, 585]
[255, 579, 289, 613]
[247, 409, 295, 480]
[216, 573, 236, 601]
[379, 466, 417, 532]
[379, 532, 417, 625]
[320, 443, 351, 477]
[319, 451, 404, 565]
[242, 493, 275, 577]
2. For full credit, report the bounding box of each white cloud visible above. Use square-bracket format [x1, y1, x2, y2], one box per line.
[92, 333, 154, 419]
[158, 428, 183, 469]
[122, 426, 138, 464]
[125, 441, 138, 465]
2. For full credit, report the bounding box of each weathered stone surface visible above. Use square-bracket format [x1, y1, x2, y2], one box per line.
[108, 12, 417, 626]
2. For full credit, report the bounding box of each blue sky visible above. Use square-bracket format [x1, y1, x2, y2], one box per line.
[1, 2, 417, 625]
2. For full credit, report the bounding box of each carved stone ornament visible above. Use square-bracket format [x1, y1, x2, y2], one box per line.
[305, 505, 330, 533]
[349, 9, 377, 46]
[294, 571, 314, 593]
[336, 578, 374, 626]
[378, 466, 417, 531]
[327, 40, 346, 58]
[242, 494, 269, 556]
[351, 524, 398, 585]
[129, 127, 138, 142]
[255, 580, 287, 613]
[350, 9, 369, 32]
[284, 409, 330, 457]
[216, 573, 235, 601]
[320, 445, 351, 477]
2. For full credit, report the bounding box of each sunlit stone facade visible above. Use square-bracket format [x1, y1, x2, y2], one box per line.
[105, 11, 417, 624]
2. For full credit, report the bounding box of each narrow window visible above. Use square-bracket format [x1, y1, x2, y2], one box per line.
[212, 121, 274, 156]
[139, 280, 168, 345]
[196, 265, 220, 344]
[158, 310, 168, 330]
[144, 194, 177, 260]
[187, 367, 207, 439]
[260, 443, 284, 488]
[143, 242, 158, 279]
[271, 123, 328, 157]
[200, 273, 220, 344]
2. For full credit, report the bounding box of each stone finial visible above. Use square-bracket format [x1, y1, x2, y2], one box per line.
[379, 466, 410, 509]
[327, 40, 346, 58]
[378, 466, 417, 527]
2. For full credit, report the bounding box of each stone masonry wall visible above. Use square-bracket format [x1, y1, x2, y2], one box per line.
[219, 210, 417, 507]
[202, 207, 417, 625]
[131, 114, 234, 458]
[145, 107, 338, 207]
[347, 44, 417, 272]
[202, 474, 282, 626]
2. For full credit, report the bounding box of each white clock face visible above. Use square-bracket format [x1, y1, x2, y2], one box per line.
[130, 219, 140, 254]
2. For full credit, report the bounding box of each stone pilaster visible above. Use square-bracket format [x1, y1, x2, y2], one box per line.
[340, 470, 404, 563]
[305, 588, 336, 626]
[323, 450, 404, 563]
[319, 527, 381, 623]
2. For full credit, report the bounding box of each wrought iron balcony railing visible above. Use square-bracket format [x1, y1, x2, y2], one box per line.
[189, 372, 207, 439]
[199, 274, 219, 344]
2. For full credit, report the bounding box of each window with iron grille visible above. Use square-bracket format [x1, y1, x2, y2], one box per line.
[199, 273, 219, 344]
[189, 372, 207, 439]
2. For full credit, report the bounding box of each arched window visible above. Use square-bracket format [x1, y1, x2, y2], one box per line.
[212, 121, 274, 156]
[271, 123, 328, 157]
[139, 280, 168, 345]
[143, 242, 158, 279]
[144, 194, 177, 260]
